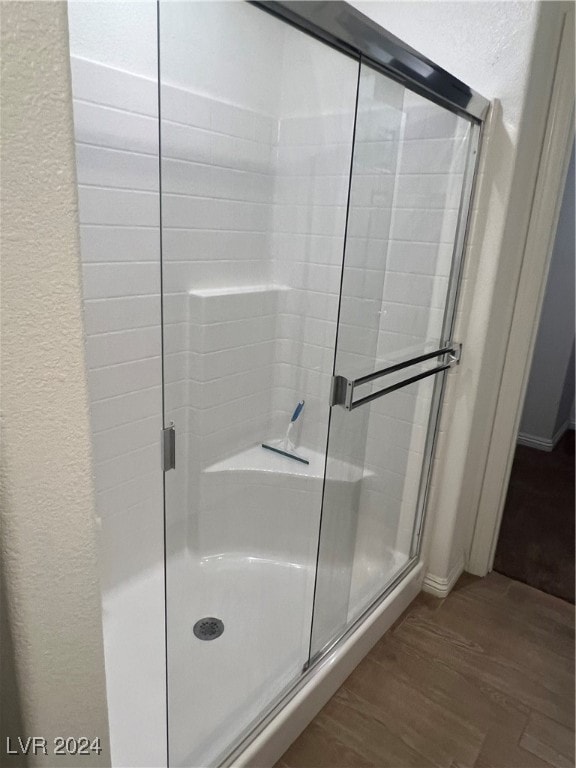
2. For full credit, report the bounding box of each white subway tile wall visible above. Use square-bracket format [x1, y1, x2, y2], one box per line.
[70, 56, 163, 595]
[354, 88, 470, 599]
[71, 53, 469, 601]
[160, 46, 358, 561]
[270, 110, 354, 457]
[302, 69, 472, 643]
[160, 86, 281, 552]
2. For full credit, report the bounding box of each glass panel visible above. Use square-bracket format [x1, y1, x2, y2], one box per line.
[310, 63, 475, 656]
[159, 3, 358, 765]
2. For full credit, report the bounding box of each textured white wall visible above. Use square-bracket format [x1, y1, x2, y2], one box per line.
[353, 1, 535, 133]
[519, 142, 575, 447]
[0, 1, 110, 763]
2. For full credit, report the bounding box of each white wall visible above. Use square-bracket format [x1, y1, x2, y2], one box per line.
[353, 1, 536, 133]
[1, 1, 110, 761]
[519, 141, 575, 449]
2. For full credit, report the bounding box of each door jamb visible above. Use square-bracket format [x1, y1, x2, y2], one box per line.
[467, 7, 575, 575]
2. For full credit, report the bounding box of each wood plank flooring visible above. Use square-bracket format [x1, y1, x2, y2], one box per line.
[276, 573, 575, 768]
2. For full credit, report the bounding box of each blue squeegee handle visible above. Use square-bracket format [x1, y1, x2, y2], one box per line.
[291, 400, 305, 423]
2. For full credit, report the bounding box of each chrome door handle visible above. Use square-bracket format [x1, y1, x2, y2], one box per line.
[330, 343, 461, 411]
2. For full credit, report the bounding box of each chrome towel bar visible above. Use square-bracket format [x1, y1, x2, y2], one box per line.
[330, 343, 461, 411]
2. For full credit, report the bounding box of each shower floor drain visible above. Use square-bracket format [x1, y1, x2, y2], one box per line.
[193, 617, 224, 641]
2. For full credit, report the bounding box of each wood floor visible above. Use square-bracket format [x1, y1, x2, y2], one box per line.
[276, 573, 575, 768]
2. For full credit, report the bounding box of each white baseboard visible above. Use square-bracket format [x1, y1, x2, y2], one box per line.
[517, 432, 555, 451]
[422, 558, 464, 598]
[517, 419, 573, 452]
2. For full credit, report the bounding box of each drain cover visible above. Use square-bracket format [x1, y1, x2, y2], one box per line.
[193, 617, 224, 641]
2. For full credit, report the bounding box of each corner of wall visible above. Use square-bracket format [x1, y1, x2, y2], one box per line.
[422, 557, 465, 599]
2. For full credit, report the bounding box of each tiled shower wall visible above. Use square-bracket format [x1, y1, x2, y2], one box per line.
[72, 50, 469, 592]
[270, 110, 355, 453]
[160, 86, 280, 549]
[358, 92, 470, 565]
[72, 55, 281, 588]
[71, 57, 163, 593]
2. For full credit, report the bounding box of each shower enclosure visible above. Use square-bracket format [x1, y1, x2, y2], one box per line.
[161, 3, 485, 764]
[68, 1, 488, 765]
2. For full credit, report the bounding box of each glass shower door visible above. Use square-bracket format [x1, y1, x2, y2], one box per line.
[310, 62, 479, 657]
[159, 3, 359, 765]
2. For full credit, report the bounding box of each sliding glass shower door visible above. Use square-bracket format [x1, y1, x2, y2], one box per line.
[159, 3, 359, 765]
[310, 63, 477, 656]
[159, 3, 482, 766]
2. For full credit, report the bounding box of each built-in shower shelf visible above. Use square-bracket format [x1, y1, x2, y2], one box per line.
[188, 284, 290, 298]
[188, 284, 290, 325]
[204, 445, 373, 481]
